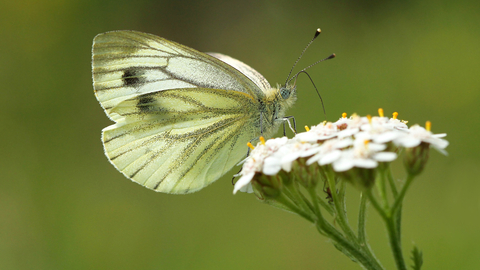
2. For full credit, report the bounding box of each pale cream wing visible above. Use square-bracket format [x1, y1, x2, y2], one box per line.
[207, 52, 271, 92]
[103, 88, 259, 193]
[92, 30, 265, 122]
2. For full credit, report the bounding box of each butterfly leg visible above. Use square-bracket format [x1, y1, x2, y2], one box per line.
[231, 145, 253, 185]
[282, 115, 297, 134]
[232, 168, 242, 185]
[260, 112, 264, 135]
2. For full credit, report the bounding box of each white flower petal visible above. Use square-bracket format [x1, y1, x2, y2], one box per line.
[432, 145, 449, 156]
[433, 133, 447, 138]
[368, 142, 387, 152]
[373, 131, 401, 144]
[425, 137, 449, 149]
[234, 172, 255, 194]
[263, 157, 282, 175]
[373, 152, 397, 162]
[281, 152, 300, 164]
[333, 157, 354, 172]
[240, 183, 254, 193]
[396, 137, 421, 148]
[338, 127, 359, 138]
[353, 158, 378, 169]
[336, 137, 354, 148]
[281, 162, 292, 172]
[355, 131, 372, 141]
[301, 147, 320, 157]
[306, 154, 320, 165]
[319, 150, 342, 165]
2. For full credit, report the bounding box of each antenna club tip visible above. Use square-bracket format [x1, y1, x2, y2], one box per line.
[314, 28, 321, 38]
[329, 53, 336, 59]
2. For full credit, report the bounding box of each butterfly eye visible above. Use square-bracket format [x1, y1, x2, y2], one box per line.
[280, 87, 291, 99]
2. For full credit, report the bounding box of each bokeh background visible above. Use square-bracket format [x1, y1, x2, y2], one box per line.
[1, 0, 479, 269]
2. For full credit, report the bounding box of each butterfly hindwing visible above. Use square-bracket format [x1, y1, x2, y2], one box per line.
[102, 88, 259, 193]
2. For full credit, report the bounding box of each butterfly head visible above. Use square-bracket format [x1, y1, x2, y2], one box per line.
[272, 83, 297, 118]
[277, 82, 296, 100]
[277, 83, 297, 110]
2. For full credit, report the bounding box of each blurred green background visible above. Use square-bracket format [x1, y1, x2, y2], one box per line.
[1, 0, 479, 269]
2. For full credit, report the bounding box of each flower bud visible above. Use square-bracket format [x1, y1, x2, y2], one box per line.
[339, 168, 377, 190]
[404, 142, 430, 176]
[251, 174, 283, 199]
[291, 158, 320, 188]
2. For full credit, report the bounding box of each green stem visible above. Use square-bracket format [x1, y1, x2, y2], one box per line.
[358, 192, 382, 267]
[376, 168, 388, 208]
[358, 193, 368, 244]
[274, 193, 315, 223]
[283, 183, 314, 216]
[387, 174, 415, 266]
[309, 189, 384, 270]
[385, 166, 402, 239]
[385, 217, 407, 270]
[317, 195, 334, 216]
[326, 171, 359, 245]
[338, 181, 348, 215]
[386, 166, 398, 197]
[367, 184, 409, 270]
[365, 189, 388, 220]
[390, 174, 415, 216]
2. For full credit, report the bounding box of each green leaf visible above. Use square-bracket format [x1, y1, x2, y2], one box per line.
[410, 244, 423, 270]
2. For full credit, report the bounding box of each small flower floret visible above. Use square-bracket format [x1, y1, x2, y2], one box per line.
[394, 124, 449, 155]
[233, 137, 288, 194]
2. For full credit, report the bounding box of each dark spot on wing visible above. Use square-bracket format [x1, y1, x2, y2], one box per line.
[122, 69, 145, 86]
[137, 95, 156, 112]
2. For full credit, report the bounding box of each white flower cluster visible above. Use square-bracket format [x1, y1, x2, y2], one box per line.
[233, 112, 448, 194]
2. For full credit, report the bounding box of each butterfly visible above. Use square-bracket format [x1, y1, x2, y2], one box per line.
[92, 30, 300, 194]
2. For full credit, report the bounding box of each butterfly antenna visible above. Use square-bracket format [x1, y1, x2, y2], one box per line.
[287, 53, 336, 85]
[293, 71, 327, 118]
[284, 28, 322, 85]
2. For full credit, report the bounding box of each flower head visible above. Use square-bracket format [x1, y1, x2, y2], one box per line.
[233, 111, 447, 194]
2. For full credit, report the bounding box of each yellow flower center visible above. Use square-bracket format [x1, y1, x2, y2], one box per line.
[378, 108, 384, 117]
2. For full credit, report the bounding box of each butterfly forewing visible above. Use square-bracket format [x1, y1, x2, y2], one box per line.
[92, 31, 264, 121]
[207, 53, 271, 92]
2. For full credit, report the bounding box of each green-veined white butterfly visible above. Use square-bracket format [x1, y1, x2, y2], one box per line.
[92, 30, 328, 194]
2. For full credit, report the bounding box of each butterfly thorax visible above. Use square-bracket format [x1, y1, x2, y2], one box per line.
[258, 84, 297, 139]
